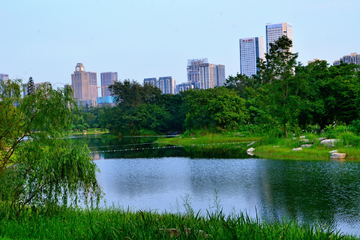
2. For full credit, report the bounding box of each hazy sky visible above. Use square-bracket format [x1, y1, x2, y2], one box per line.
[1, 0, 359, 88]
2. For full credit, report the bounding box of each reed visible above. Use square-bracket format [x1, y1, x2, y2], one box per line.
[0, 205, 356, 240]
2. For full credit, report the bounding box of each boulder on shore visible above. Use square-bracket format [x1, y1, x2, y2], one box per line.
[301, 144, 312, 148]
[330, 153, 346, 159]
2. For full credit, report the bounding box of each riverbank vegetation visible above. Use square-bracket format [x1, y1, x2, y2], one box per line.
[0, 205, 357, 240]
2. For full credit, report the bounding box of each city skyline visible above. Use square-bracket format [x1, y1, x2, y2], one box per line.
[1, 1, 359, 87]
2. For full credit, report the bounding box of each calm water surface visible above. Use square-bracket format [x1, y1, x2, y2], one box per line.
[78, 134, 360, 236]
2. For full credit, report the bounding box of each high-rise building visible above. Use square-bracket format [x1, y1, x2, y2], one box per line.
[187, 59, 208, 84]
[266, 23, 293, 53]
[176, 82, 194, 93]
[0, 73, 9, 82]
[307, 58, 320, 65]
[87, 72, 98, 101]
[333, 52, 360, 66]
[158, 76, 176, 94]
[71, 63, 91, 103]
[239, 37, 265, 77]
[100, 72, 118, 97]
[199, 63, 226, 89]
[144, 77, 157, 87]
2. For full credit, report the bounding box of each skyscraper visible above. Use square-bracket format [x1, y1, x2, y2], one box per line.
[239, 37, 265, 76]
[187, 59, 208, 84]
[100, 72, 118, 97]
[87, 71, 98, 101]
[144, 77, 157, 87]
[158, 76, 176, 94]
[199, 63, 226, 89]
[266, 23, 293, 53]
[71, 63, 90, 103]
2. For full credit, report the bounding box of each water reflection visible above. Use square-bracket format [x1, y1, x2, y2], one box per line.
[76, 134, 360, 236]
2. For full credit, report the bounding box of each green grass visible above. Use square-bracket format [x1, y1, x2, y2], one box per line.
[0, 206, 356, 240]
[157, 134, 260, 147]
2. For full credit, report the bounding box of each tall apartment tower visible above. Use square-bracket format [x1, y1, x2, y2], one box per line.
[266, 23, 293, 53]
[199, 63, 226, 89]
[158, 76, 176, 94]
[187, 58, 208, 84]
[71, 63, 90, 101]
[100, 72, 118, 97]
[239, 37, 265, 76]
[87, 72, 98, 101]
[144, 77, 157, 87]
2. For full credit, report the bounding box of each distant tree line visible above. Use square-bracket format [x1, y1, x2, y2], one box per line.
[78, 36, 360, 137]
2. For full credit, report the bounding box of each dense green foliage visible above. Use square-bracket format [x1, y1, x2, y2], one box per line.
[0, 205, 355, 240]
[0, 80, 101, 217]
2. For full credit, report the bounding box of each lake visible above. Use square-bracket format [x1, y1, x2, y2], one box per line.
[77, 134, 360, 236]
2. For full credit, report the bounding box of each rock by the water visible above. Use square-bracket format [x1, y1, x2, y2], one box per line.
[247, 147, 255, 152]
[330, 153, 346, 159]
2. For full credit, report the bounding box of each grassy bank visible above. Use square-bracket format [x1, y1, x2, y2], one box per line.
[157, 133, 260, 146]
[71, 128, 109, 135]
[156, 131, 360, 160]
[0, 206, 356, 240]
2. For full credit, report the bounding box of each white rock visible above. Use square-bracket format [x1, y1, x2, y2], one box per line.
[320, 139, 340, 147]
[301, 144, 312, 148]
[293, 147, 303, 151]
[328, 150, 338, 154]
[247, 147, 255, 152]
[299, 139, 309, 143]
[330, 153, 346, 159]
[300, 135, 306, 139]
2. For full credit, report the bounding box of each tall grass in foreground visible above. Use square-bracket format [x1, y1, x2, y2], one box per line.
[0, 205, 357, 239]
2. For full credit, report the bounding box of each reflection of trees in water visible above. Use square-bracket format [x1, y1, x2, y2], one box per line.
[256, 160, 360, 229]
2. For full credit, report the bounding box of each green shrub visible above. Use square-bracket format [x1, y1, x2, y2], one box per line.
[339, 132, 360, 148]
[350, 120, 360, 135]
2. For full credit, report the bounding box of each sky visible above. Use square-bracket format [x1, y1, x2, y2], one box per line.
[1, 0, 359, 88]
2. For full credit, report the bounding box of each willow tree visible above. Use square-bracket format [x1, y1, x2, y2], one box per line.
[257, 35, 300, 137]
[0, 80, 101, 217]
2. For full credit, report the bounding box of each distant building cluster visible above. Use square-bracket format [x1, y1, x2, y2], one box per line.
[144, 58, 226, 94]
[3, 21, 359, 102]
[333, 52, 360, 66]
[70, 63, 117, 106]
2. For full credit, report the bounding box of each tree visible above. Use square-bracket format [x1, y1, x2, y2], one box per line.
[257, 35, 300, 137]
[0, 80, 101, 217]
[183, 87, 249, 130]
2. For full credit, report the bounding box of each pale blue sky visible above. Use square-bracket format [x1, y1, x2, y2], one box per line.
[1, 0, 359, 88]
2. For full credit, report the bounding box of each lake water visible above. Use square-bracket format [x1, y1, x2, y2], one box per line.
[78, 134, 360, 236]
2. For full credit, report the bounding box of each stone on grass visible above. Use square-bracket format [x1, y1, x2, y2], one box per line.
[328, 150, 338, 154]
[300, 135, 306, 139]
[299, 139, 309, 143]
[301, 144, 312, 148]
[293, 147, 303, 151]
[330, 153, 346, 159]
[320, 139, 340, 147]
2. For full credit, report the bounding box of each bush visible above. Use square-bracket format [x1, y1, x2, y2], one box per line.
[339, 132, 360, 148]
[350, 120, 360, 135]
